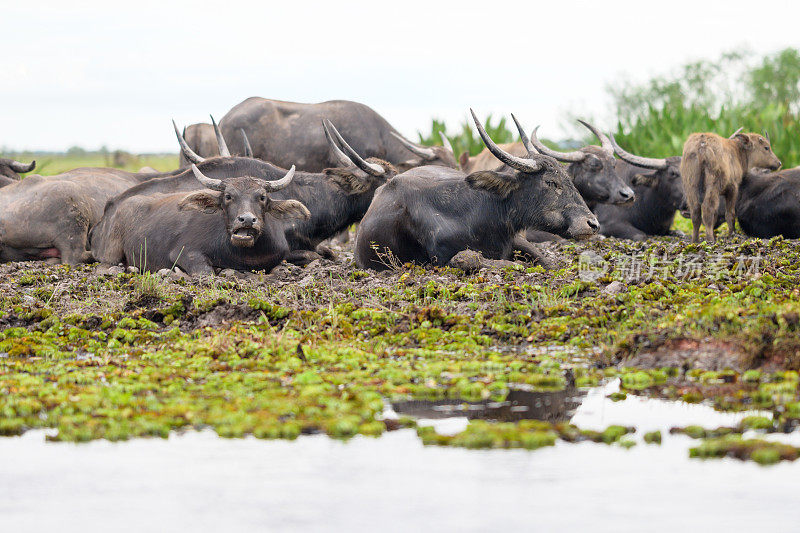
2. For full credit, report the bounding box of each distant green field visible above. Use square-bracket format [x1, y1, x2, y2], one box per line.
[5, 153, 179, 177]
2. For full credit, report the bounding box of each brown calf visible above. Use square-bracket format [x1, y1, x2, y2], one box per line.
[680, 131, 781, 242]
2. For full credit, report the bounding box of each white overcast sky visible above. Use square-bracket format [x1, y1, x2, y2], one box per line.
[2, 0, 799, 152]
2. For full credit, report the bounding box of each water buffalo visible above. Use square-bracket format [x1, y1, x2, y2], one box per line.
[186, 98, 457, 172]
[461, 120, 634, 209]
[735, 167, 800, 238]
[681, 130, 781, 242]
[687, 166, 800, 239]
[595, 137, 685, 240]
[177, 123, 219, 167]
[354, 110, 599, 271]
[0, 167, 165, 264]
[93, 120, 396, 267]
[91, 164, 309, 275]
[0, 158, 35, 187]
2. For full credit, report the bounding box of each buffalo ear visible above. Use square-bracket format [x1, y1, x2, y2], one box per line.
[178, 190, 222, 214]
[268, 199, 310, 220]
[631, 173, 656, 187]
[325, 168, 373, 195]
[734, 133, 751, 147]
[458, 152, 469, 170]
[465, 171, 519, 198]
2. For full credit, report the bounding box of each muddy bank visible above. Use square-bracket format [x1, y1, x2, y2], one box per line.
[1, 233, 800, 446]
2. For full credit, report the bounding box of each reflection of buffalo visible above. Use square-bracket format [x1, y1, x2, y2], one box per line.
[392, 387, 586, 424]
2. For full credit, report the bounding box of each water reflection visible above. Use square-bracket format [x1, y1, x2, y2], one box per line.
[391, 387, 586, 423]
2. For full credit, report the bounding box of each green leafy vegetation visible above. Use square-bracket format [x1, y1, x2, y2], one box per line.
[610, 48, 800, 166]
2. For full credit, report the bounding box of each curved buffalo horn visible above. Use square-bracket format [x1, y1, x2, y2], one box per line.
[324, 119, 386, 176]
[470, 109, 541, 173]
[530, 125, 586, 163]
[390, 131, 437, 160]
[262, 165, 296, 192]
[322, 120, 356, 168]
[609, 133, 667, 170]
[762, 129, 770, 143]
[173, 120, 205, 164]
[438, 131, 455, 156]
[8, 159, 36, 173]
[511, 113, 537, 156]
[190, 164, 224, 191]
[577, 120, 614, 155]
[240, 129, 253, 158]
[729, 127, 744, 139]
[210, 115, 231, 157]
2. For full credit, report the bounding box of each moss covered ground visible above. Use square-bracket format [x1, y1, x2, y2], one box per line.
[2, 231, 800, 463]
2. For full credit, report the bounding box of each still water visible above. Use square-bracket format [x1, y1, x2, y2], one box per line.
[0, 381, 797, 532]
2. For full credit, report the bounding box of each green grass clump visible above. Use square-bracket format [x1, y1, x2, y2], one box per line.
[690, 436, 799, 465]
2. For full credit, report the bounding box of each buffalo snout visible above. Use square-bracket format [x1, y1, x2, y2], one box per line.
[230, 211, 263, 248]
[568, 214, 600, 240]
[616, 186, 635, 204]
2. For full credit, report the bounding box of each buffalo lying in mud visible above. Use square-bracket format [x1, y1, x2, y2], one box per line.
[90, 164, 309, 275]
[182, 98, 457, 173]
[736, 167, 800, 238]
[681, 130, 781, 242]
[0, 158, 35, 187]
[354, 110, 598, 271]
[91, 120, 396, 269]
[595, 137, 685, 241]
[180, 119, 397, 264]
[461, 120, 634, 209]
[0, 167, 161, 264]
[462, 120, 633, 244]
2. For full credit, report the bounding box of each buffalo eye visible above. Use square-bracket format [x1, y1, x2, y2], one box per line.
[224, 193, 233, 201]
[546, 180, 561, 189]
[260, 193, 267, 202]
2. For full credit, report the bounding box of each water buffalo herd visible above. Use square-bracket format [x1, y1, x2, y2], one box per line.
[1, 97, 799, 275]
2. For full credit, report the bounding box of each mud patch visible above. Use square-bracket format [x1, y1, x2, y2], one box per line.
[622, 337, 748, 371]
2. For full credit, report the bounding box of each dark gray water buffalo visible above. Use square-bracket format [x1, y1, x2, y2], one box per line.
[462, 120, 634, 209]
[91, 164, 309, 275]
[735, 167, 800, 238]
[0, 168, 163, 264]
[179, 119, 397, 263]
[354, 110, 599, 271]
[0, 158, 35, 187]
[92, 121, 396, 267]
[177, 123, 219, 167]
[595, 137, 685, 240]
[185, 98, 457, 172]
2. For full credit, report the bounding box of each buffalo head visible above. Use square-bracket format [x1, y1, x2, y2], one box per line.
[179, 164, 310, 248]
[468, 110, 599, 240]
[530, 121, 634, 205]
[610, 135, 685, 211]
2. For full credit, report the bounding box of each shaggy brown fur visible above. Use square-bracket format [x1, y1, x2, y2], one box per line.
[680, 132, 781, 242]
